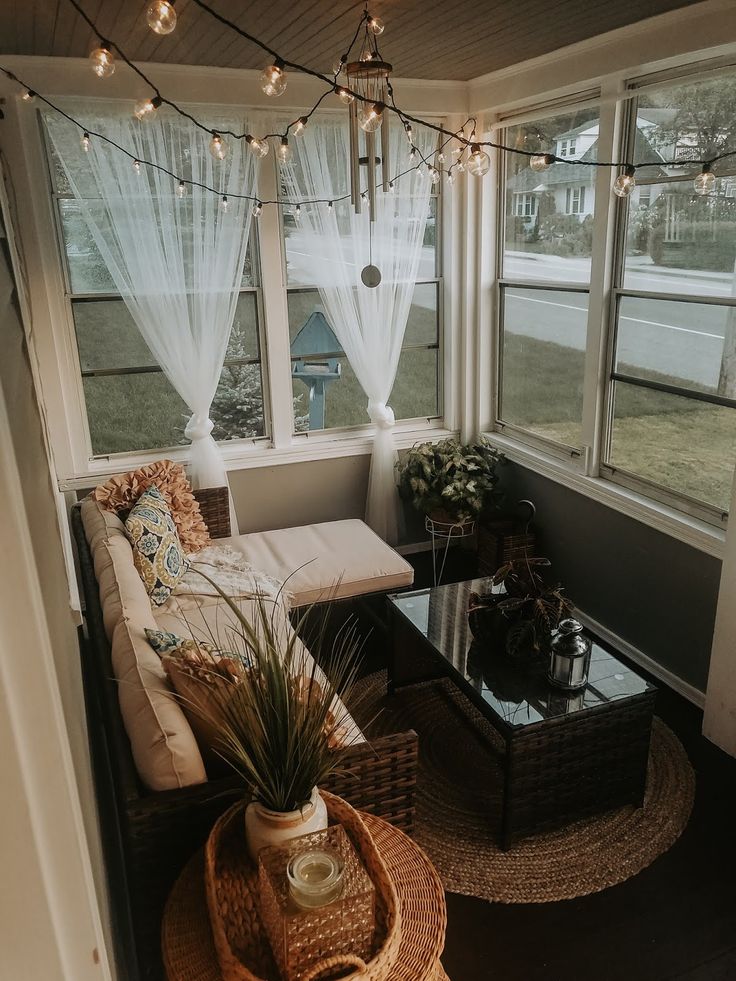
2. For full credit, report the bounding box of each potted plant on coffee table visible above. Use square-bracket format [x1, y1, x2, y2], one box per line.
[468, 556, 574, 660]
[162, 580, 364, 860]
[396, 436, 504, 534]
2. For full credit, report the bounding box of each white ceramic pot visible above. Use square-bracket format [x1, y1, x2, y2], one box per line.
[244, 787, 328, 861]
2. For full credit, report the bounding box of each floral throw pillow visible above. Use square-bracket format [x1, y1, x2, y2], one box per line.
[124, 486, 190, 606]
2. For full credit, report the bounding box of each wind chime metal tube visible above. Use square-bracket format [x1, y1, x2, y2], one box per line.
[380, 111, 390, 192]
[366, 130, 377, 221]
[349, 101, 361, 213]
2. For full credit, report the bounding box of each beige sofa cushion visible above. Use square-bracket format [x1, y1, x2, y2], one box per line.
[221, 519, 414, 608]
[81, 497, 207, 790]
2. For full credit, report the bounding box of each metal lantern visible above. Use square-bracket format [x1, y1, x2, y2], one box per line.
[548, 618, 592, 691]
[346, 56, 391, 221]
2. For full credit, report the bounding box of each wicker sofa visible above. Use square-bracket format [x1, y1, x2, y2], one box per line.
[72, 486, 418, 981]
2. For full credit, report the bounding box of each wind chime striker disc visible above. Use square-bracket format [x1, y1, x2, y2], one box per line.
[361, 264, 382, 288]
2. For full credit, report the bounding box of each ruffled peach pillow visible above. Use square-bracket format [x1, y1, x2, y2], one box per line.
[93, 460, 211, 553]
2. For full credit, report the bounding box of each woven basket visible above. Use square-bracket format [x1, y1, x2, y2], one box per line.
[204, 792, 401, 981]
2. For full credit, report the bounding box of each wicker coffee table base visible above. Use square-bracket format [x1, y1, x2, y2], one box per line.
[162, 813, 448, 981]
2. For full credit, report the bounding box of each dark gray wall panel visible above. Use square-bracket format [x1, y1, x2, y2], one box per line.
[499, 462, 720, 692]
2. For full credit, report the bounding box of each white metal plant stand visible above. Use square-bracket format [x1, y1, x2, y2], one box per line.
[425, 515, 476, 586]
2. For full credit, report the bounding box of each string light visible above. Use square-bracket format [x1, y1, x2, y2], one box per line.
[332, 55, 347, 76]
[694, 163, 716, 195]
[361, 190, 368, 201]
[405, 125, 413, 142]
[437, 151, 445, 163]
[209, 132, 228, 160]
[277, 137, 292, 164]
[409, 147, 417, 160]
[293, 116, 308, 137]
[358, 102, 384, 133]
[261, 59, 287, 97]
[177, 180, 187, 198]
[613, 165, 636, 197]
[447, 171, 455, 186]
[294, 204, 301, 220]
[252, 201, 263, 217]
[21, 89, 35, 101]
[456, 159, 466, 173]
[89, 43, 116, 78]
[246, 135, 269, 158]
[336, 86, 355, 105]
[388, 181, 395, 193]
[220, 194, 229, 213]
[530, 153, 554, 172]
[327, 200, 334, 210]
[429, 166, 442, 186]
[81, 132, 91, 152]
[467, 144, 491, 177]
[134, 95, 162, 120]
[146, 0, 177, 35]
[367, 14, 384, 35]
[133, 159, 141, 174]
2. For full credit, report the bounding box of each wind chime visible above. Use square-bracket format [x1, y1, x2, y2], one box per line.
[341, 15, 391, 286]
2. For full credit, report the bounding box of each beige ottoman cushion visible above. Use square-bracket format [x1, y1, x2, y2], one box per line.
[222, 519, 414, 608]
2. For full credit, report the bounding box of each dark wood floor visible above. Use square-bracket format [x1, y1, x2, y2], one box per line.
[404, 551, 736, 981]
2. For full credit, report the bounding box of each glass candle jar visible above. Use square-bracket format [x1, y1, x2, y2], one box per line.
[287, 847, 345, 909]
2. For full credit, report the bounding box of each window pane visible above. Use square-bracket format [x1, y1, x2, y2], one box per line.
[211, 363, 265, 441]
[623, 181, 736, 296]
[284, 198, 438, 286]
[226, 292, 260, 360]
[615, 296, 736, 395]
[503, 108, 599, 284]
[74, 299, 156, 371]
[83, 373, 189, 455]
[404, 282, 439, 346]
[60, 198, 257, 295]
[608, 382, 736, 511]
[499, 287, 587, 447]
[633, 74, 736, 182]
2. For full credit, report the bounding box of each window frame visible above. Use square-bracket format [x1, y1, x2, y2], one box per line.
[41, 112, 271, 463]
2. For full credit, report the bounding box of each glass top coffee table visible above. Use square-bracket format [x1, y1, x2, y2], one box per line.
[387, 578, 657, 849]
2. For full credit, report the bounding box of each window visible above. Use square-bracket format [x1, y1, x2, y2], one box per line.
[498, 106, 599, 452]
[604, 69, 736, 518]
[513, 193, 538, 218]
[282, 144, 442, 434]
[43, 117, 266, 458]
[565, 186, 586, 214]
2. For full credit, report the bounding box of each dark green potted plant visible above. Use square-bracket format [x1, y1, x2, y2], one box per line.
[396, 436, 504, 526]
[468, 556, 574, 660]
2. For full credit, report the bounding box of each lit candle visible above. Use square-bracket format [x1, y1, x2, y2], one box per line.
[287, 847, 344, 909]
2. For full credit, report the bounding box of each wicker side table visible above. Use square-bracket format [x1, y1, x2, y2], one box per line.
[162, 812, 448, 981]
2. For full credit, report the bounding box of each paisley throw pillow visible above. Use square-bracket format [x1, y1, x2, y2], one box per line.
[125, 486, 189, 606]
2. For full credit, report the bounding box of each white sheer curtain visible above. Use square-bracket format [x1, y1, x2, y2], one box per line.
[282, 117, 435, 544]
[45, 104, 258, 517]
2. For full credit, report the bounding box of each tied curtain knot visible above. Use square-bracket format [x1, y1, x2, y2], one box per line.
[185, 414, 215, 442]
[367, 400, 395, 431]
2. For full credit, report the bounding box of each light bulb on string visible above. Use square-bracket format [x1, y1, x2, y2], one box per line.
[429, 167, 441, 186]
[294, 204, 301, 221]
[134, 95, 162, 120]
[437, 151, 445, 163]
[327, 200, 334, 211]
[694, 163, 716, 195]
[530, 153, 554, 172]
[361, 190, 368, 201]
[246, 135, 269, 158]
[89, 43, 116, 78]
[358, 102, 384, 133]
[467, 144, 491, 177]
[261, 59, 287, 97]
[146, 0, 177, 35]
[409, 147, 417, 161]
[388, 181, 395, 193]
[456, 159, 466, 173]
[332, 55, 347, 76]
[277, 137, 292, 164]
[220, 195, 229, 213]
[335, 86, 354, 105]
[405, 125, 413, 143]
[367, 15, 384, 35]
[81, 132, 91, 152]
[613, 165, 636, 198]
[452, 145, 463, 158]
[447, 171, 455, 186]
[21, 89, 35, 102]
[177, 180, 187, 198]
[293, 116, 308, 137]
[209, 132, 228, 160]
[133, 159, 141, 174]
[252, 201, 263, 217]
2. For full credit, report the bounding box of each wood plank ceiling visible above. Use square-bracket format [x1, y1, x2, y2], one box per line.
[0, 0, 704, 81]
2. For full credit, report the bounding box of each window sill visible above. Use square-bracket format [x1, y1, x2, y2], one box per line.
[58, 421, 456, 491]
[484, 431, 726, 560]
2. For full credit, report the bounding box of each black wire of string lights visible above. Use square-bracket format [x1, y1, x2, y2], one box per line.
[1, 63, 467, 214]
[14, 0, 736, 200]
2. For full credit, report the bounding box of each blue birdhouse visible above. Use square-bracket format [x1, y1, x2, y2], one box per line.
[291, 311, 343, 431]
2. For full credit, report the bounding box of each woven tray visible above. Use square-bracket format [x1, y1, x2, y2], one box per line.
[204, 792, 401, 981]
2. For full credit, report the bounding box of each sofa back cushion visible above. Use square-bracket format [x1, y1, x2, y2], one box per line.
[81, 497, 207, 790]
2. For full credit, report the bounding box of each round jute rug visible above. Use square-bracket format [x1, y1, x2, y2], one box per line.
[351, 670, 695, 903]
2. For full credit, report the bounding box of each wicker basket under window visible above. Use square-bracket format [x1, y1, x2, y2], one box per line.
[477, 500, 536, 577]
